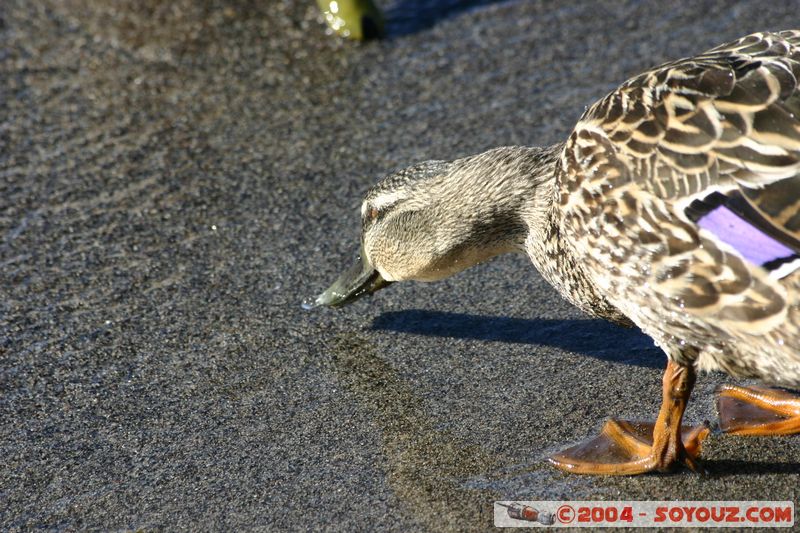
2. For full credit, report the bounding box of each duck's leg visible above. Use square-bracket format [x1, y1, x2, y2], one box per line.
[717, 385, 800, 435]
[548, 360, 710, 475]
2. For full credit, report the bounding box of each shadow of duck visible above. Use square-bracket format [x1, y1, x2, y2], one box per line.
[371, 310, 663, 369]
[704, 459, 800, 477]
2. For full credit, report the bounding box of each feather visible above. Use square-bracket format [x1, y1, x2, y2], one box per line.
[557, 31, 800, 375]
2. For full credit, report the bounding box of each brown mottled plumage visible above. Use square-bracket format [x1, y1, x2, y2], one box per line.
[316, 31, 800, 474]
[556, 30, 800, 382]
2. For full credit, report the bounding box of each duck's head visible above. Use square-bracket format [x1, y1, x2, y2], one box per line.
[312, 146, 559, 308]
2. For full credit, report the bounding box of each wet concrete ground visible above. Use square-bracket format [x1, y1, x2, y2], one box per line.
[2, 0, 799, 530]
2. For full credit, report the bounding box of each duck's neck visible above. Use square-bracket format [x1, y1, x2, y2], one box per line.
[439, 143, 628, 324]
[491, 145, 631, 325]
[485, 143, 573, 279]
[440, 144, 563, 252]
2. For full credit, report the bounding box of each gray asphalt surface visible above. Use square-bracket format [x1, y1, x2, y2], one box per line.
[2, 0, 800, 530]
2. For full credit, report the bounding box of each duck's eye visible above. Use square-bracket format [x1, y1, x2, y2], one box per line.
[368, 207, 379, 221]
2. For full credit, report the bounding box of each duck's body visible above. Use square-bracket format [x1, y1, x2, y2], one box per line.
[552, 31, 800, 387]
[316, 30, 800, 474]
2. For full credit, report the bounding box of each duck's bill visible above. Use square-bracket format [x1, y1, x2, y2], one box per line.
[313, 253, 393, 308]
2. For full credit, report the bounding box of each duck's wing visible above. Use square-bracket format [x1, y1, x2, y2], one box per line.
[558, 30, 800, 336]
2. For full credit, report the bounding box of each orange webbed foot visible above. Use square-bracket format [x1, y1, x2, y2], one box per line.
[548, 419, 710, 475]
[717, 385, 800, 436]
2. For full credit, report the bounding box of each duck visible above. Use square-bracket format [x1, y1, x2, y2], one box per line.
[312, 30, 800, 475]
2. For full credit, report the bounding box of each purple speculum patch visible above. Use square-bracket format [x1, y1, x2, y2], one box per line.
[696, 204, 796, 267]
